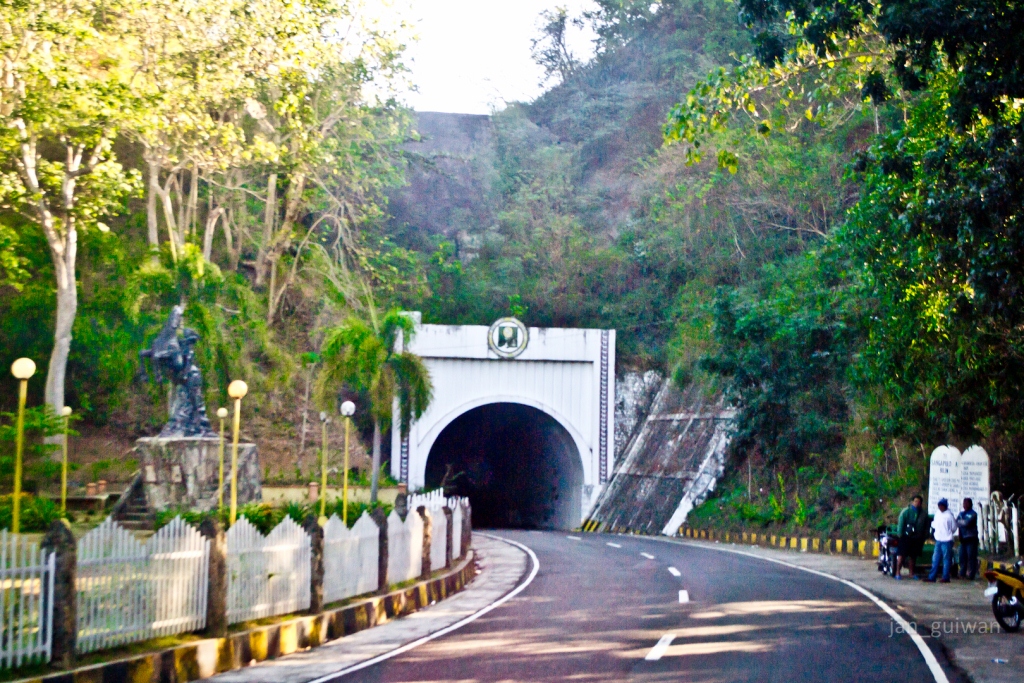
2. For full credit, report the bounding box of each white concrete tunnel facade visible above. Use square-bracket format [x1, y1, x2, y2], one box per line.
[391, 319, 615, 526]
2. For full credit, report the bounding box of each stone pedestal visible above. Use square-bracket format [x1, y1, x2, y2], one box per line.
[135, 437, 261, 511]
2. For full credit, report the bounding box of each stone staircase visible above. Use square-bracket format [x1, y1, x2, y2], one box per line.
[112, 472, 155, 531]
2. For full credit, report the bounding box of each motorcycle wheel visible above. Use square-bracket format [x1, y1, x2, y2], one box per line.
[992, 595, 1022, 632]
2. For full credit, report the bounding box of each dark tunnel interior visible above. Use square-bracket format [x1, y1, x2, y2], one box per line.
[425, 403, 583, 529]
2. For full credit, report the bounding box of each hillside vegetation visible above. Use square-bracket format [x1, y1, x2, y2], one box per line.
[1, 0, 1021, 535]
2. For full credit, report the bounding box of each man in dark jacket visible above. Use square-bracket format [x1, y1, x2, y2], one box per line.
[895, 495, 927, 579]
[957, 497, 979, 580]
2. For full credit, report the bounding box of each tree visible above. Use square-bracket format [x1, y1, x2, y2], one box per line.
[0, 0, 141, 414]
[318, 309, 432, 501]
[531, 7, 581, 84]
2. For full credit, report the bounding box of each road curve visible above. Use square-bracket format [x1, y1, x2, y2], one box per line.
[332, 530, 959, 683]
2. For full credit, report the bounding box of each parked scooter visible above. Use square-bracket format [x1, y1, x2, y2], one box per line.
[876, 525, 899, 576]
[984, 560, 1024, 632]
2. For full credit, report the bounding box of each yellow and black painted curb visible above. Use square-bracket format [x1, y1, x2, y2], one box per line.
[19, 552, 477, 683]
[678, 527, 1022, 570]
[679, 526, 879, 557]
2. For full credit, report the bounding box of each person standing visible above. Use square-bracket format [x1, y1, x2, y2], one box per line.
[957, 497, 979, 580]
[925, 498, 957, 583]
[895, 495, 927, 580]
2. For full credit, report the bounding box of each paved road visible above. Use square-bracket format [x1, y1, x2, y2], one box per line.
[335, 531, 959, 683]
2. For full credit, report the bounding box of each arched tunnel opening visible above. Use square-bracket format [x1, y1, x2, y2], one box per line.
[425, 403, 584, 529]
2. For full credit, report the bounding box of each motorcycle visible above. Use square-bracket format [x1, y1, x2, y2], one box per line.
[984, 560, 1024, 632]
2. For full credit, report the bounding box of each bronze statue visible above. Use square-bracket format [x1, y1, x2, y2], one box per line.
[138, 305, 214, 437]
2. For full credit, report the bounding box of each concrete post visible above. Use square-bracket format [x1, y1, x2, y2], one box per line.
[199, 518, 227, 637]
[462, 501, 472, 557]
[41, 519, 76, 668]
[370, 507, 388, 592]
[443, 506, 453, 568]
[418, 506, 432, 578]
[394, 491, 408, 519]
[303, 516, 325, 613]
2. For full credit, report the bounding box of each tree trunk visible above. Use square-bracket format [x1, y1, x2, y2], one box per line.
[264, 171, 307, 323]
[202, 207, 225, 262]
[45, 232, 77, 414]
[370, 419, 382, 503]
[146, 157, 160, 253]
[155, 178, 179, 262]
[254, 173, 278, 287]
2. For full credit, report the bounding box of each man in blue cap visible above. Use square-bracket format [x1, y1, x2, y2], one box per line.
[925, 498, 957, 583]
[957, 498, 979, 580]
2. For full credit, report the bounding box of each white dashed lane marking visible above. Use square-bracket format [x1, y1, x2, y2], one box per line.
[640, 552, 655, 560]
[667, 567, 681, 577]
[645, 634, 676, 661]
[679, 590, 689, 603]
[566, 536, 581, 540]
[606, 542, 622, 548]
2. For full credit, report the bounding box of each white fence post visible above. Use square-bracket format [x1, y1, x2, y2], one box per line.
[75, 517, 209, 654]
[323, 512, 379, 603]
[226, 517, 310, 624]
[448, 498, 463, 559]
[0, 531, 54, 669]
[76, 518, 149, 653]
[386, 510, 423, 585]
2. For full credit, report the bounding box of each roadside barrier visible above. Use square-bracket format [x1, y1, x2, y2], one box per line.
[0, 496, 472, 671]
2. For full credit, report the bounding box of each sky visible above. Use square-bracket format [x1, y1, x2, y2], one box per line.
[398, 1, 599, 115]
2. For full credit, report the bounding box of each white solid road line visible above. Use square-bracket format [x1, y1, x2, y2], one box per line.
[307, 534, 540, 682]
[652, 538, 950, 683]
[606, 542, 622, 548]
[640, 552, 655, 559]
[667, 566, 681, 577]
[566, 536, 581, 540]
[645, 633, 676, 661]
[678, 590, 689, 603]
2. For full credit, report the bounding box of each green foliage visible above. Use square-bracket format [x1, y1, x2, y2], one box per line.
[840, 79, 1024, 443]
[0, 406, 67, 487]
[737, 0, 1024, 127]
[689, 447, 926, 535]
[319, 309, 432, 435]
[0, 495, 65, 532]
[700, 255, 853, 464]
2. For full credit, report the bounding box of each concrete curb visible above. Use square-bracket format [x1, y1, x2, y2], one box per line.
[18, 551, 477, 683]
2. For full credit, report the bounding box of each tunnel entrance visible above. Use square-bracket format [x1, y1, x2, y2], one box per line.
[425, 403, 584, 529]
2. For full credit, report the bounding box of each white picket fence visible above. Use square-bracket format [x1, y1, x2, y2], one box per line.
[323, 513, 379, 604]
[408, 490, 446, 510]
[449, 498, 464, 559]
[76, 517, 209, 653]
[0, 532, 54, 668]
[386, 510, 423, 584]
[227, 517, 310, 624]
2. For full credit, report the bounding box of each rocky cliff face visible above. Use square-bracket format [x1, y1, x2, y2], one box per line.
[593, 379, 735, 535]
[386, 112, 497, 259]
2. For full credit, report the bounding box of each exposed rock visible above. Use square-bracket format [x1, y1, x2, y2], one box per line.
[591, 379, 734, 535]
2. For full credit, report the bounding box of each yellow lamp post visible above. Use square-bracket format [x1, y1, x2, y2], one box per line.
[319, 412, 329, 525]
[216, 407, 228, 514]
[340, 401, 355, 525]
[10, 357, 36, 534]
[227, 380, 248, 526]
[60, 406, 72, 515]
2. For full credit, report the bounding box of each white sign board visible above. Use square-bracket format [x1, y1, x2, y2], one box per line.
[961, 445, 991, 506]
[928, 445, 962, 515]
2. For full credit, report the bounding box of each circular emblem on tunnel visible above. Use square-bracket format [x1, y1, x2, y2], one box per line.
[488, 317, 529, 359]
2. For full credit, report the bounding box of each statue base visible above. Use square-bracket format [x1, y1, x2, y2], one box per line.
[134, 437, 262, 512]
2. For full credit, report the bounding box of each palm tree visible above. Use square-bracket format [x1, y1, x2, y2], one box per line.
[318, 309, 432, 502]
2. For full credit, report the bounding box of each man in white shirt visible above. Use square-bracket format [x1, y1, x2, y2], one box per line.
[925, 498, 957, 583]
